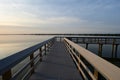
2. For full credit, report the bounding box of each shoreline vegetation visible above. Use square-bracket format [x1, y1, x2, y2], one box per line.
[0, 33, 120, 36]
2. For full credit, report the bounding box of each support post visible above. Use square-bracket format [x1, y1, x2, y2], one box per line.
[112, 44, 115, 58]
[2, 69, 12, 80]
[115, 44, 118, 58]
[39, 48, 42, 62]
[98, 44, 103, 57]
[94, 69, 98, 80]
[86, 43, 88, 49]
[30, 53, 34, 74]
[44, 44, 47, 55]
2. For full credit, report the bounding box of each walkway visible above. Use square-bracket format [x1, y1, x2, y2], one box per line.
[29, 41, 83, 80]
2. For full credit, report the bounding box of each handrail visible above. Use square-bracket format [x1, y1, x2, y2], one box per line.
[64, 38, 120, 80]
[66, 36, 120, 39]
[0, 37, 55, 80]
[66, 36, 120, 44]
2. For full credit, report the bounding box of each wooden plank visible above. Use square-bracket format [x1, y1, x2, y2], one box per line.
[29, 41, 83, 80]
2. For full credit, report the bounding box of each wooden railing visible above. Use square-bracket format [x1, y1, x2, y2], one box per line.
[0, 37, 55, 80]
[64, 38, 120, 80]
[66, 36, 120, 44]
[66, 36, 120, 58]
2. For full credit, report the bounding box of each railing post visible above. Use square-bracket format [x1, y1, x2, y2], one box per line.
[112, 39, 118, 58]
[112, 44, 115, 58]
[98, 44, 103, 57]
[86, 43, 88, 49]
[2, 69, 12, 80]
[30, 53, 34, 74]
[94, 69, 98, 80]
[39, 48, 42, 62]
[115, 44, 118, 58]
[44, 44, 47, 55]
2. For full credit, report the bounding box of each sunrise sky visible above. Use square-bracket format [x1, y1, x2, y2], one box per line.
[0, 0, 120, 34]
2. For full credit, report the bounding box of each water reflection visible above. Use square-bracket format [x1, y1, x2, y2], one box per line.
[0, 35, 53, 60]
[79, 44, 120, 58]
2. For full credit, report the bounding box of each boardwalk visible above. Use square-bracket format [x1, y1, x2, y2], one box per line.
[0, 37, 120, 80]
[29, 41, 83, 80]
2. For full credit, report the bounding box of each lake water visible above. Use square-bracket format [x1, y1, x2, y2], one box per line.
[0, 35, 119, 60]
[0, 35, 119, 80]
[79, 43, 120, 58]
[0, 35, 53, 60]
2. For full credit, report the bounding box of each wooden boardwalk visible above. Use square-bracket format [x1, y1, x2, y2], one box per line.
[29, 41, 83, 80]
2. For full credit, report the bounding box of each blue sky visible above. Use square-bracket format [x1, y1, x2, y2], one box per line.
[0, 0, 120, 34]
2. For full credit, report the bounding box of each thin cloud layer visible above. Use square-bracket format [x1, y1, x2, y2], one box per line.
[0, 0, 120, 34]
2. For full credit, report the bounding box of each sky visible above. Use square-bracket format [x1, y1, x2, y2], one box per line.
[0, 0, 120, 34]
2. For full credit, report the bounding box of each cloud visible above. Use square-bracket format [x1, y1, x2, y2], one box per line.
[0, 0, 120, 34]
[35, 17, 83, 24]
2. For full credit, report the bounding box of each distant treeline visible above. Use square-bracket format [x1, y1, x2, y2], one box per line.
[0, 34, 120, 36]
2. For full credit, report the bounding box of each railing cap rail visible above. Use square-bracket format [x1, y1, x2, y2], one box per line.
[0, 37, 55, 75]
[64, 38, 120, 80]
[66, 36, 120, 39]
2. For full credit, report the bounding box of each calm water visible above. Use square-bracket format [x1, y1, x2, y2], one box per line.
[0, 35, 119, 80]
[79, 44, 120, 58]
[0, 35, 120, 59]
[0, 35, 53, 60]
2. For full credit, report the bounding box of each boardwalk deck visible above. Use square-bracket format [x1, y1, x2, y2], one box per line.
[29, 41, 83, 80]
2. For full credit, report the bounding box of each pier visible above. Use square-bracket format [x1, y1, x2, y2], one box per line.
[66, 36, 120, 58]
[0, 37, 120, 80]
